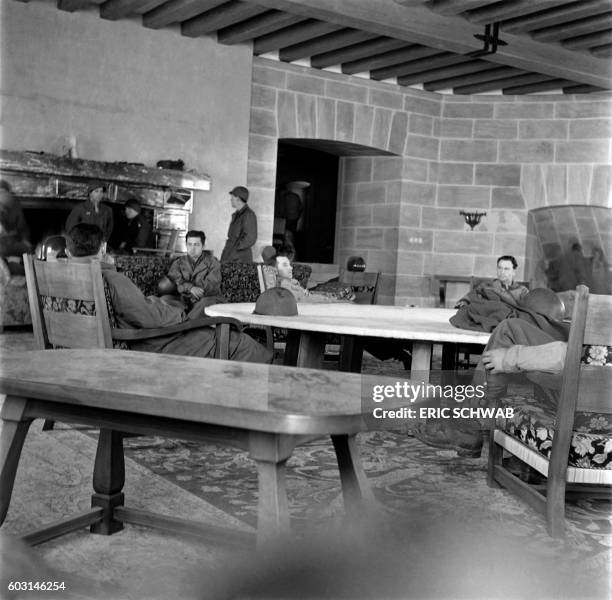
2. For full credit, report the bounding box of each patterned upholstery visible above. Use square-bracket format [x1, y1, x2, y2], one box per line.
[501, 345, 612, 471]
[219, 262, 261, 302]
[0, 275, 31, 327]
[114, 255, 173, 297]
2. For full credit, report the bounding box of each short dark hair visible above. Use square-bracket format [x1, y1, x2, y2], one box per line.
[276, 243, 296, 262]
[497, 255, 517, 269]
[185, 230, 206, 245]
[66, 224, 104, 257]
[41, 235, 67, 260]
[0, 180, 12, 193]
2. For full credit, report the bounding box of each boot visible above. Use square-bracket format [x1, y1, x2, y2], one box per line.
[414, 418, 483, 458]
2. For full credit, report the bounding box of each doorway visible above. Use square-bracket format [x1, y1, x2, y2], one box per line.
[274, 141, 339, 263]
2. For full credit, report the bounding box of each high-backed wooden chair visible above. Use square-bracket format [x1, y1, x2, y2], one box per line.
[488, 285, 612, 537]
[24, 254, 241, 357]
[339, 269, 380, 305]
[24, 255, 242, 430]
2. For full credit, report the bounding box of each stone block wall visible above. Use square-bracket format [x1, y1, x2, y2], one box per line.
[248, 58, 612, 305]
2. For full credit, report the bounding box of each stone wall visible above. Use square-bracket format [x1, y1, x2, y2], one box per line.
[248, 58, 612, 304]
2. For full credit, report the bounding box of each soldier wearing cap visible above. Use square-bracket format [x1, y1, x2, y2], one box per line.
[65, 182, 114, 242]
[112, 197, 153, 253]
[221, 186, 257, 263]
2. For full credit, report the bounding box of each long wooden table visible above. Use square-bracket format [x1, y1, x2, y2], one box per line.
[0, 349, 409, 547]
[207, 303, 490, 376]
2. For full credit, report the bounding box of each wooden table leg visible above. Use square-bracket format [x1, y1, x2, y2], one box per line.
[339, 335, 364, 373]
[91, 429, 125, 535]
[331, 434, 375, 518]
[411, 342, 432, 382]
[248, 432, 297, 546]
[0, 396, 34, 526]
[284, 331, 326, 369]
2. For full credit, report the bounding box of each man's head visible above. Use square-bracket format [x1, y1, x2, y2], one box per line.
[229, 186, 249, 210]
[66, 223, 105, 258]
[124, 198, 141, 220]
[275, 256, 293, 281]
[496, 255, 518, 286]
[185, 230, 206, 260]
[88, 183, 106, 204]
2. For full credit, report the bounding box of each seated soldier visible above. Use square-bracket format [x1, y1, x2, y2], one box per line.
[456, 255, 529, 308]
[263, 246, 354, 303]
[159, 230, 224, 318]
[66, 223, 271, 364]
[417, 288, 569, 457]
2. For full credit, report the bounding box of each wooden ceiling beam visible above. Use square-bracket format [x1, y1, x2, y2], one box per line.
[376, 53, 469, 82]
[531, 13, 612, 42]
[454, 72, 555, 94]
[503, 78, 574, 95]
[249, 0, 612, 89]
[466, 0, 565, 25]
[502, 0, 612, 34]
[58, 0, 104, 10]
[428, 0, 493, 17]
[591, 43, 612, 58]
[401, 59, 498, 87]
[562, 30, 612, 50]
[253, 20, 343, 55]
[181, 1, 269, 37]
[100, 0, 165, 20]
[342, 45, 438, 75]
[143, 0, 226, 29]
[217, 10, 304, 44]
[279, 29, 377, 63]
[424, 64, 522, 91]
[311, 38, 406, 69]
[563, 83, 607, 93]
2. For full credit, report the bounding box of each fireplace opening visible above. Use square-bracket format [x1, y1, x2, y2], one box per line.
[21, 200, 155, 251]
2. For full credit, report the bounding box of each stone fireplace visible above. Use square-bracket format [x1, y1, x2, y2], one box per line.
[0, 150, 211, 252]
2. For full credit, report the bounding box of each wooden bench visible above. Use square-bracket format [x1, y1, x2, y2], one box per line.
[0, 349, 395, 547]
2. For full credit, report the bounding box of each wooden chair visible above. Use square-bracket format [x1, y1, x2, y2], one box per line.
[487, 285, 612, 537]
[24, 254, 242, 431]
[333, 270, 381, 370]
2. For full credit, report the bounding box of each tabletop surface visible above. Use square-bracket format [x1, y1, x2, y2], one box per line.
[0, 350, 410, 435]
[207, 303, 490, 345]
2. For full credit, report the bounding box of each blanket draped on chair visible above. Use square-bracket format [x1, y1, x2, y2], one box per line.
[450, 288, 569, 338]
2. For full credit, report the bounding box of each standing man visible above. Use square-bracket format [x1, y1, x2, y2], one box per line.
[221, 186, 257, 263]
[65, 182, 114, 242]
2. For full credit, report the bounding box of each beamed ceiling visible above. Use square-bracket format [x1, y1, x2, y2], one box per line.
[28, 0, 612, 95]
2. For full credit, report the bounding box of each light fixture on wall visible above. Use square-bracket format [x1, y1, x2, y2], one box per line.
[460, 210, 486, 230]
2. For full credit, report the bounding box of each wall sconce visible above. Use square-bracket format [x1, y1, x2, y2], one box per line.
[460, 210, 486, 230]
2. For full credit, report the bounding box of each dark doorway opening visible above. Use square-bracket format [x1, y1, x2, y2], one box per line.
[274, 142, 339, 263]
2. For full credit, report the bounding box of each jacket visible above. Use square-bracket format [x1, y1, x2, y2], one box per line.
[66, 200, 114, 241]
[168, 252, 221, 297]
[221, 204, 257, 262]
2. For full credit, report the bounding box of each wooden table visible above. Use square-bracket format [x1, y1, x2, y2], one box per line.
[0, 349, 407, 547]
[207, 303, 490, 376]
